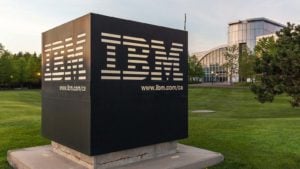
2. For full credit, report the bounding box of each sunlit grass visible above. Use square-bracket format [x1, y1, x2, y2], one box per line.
[181, 87, 300, 169]
[0, 90, 49, 169]
[1, 88, 300, 169]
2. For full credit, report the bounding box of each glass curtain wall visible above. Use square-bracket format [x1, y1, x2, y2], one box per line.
[197, 18, 284, 83]
[199, 46, 227, 83]
[228, 19, 284, 50]
[227, 18, 284, 82]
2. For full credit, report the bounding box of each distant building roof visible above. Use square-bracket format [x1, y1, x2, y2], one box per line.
[193, 44, 228, 61]
[228, 17, 285, 28]
[192, 51, 208, 60]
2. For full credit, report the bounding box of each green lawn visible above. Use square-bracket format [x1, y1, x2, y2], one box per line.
[1, 88, 300, 169]
[181, 87, 300, 169]
[0, 90, 49, 169]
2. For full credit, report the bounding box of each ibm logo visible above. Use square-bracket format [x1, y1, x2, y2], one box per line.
[100, 32, 184, 81]
[43, 33, 87, 82]
[43, 32, 184, 82]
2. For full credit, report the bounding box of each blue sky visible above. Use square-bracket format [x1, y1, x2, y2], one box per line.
[0, 0, 300, 54]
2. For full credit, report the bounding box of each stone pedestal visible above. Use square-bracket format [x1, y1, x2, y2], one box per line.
[7, 143, 223, 169]
[51, 141, 177, 169]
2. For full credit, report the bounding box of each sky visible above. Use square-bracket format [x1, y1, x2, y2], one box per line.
[0, 0, 300, 54]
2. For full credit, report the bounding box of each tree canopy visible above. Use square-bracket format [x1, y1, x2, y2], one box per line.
[0, 44, 41, 89]
[239, 45, 255, 82]
[251, 23, 300, 107]
[188, 55, 204, 83]
[0, 43, 5, 56]
[224, 45, 239, 84]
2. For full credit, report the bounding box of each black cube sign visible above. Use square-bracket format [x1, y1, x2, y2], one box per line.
[42, 13, 188, 156]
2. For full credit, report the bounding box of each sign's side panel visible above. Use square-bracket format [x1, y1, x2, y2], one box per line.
[42, 14, 92, 155]
[91, 14, 188, 155]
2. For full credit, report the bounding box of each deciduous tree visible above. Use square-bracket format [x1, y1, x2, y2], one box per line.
[188, 55, 204, 83]
[0, 43, 5, 56]
[239, 46, 255, 82]
[0, 52, 13, 87]
[224, 45, 239, 84]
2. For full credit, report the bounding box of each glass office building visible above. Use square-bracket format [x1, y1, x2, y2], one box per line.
[228, 18, 284, 50]
[197, 45, 228, 82]
[194, 17, 285, 83]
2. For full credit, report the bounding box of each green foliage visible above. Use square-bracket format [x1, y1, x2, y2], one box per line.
[0, 44, 41, 89]
[15, 57, 27, 87]
[254, 36, 277, 57]
[0, 43, 5, 56]
[0, 53, 14, 86]
[238, 46, 255, 82]
[25, 55, 41, 84]
[188, 55, 204, 83]
[224, 45, 239, 84]
[251, 23, 300, 107]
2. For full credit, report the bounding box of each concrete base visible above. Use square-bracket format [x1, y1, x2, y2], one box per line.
[7, 144, 223, 169]
[52, 141, 177, 169]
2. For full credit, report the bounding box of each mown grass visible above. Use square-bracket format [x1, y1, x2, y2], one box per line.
[0, 90, 49, 169]
[1, 88, 300, 169]
[181, 87, 300, 169]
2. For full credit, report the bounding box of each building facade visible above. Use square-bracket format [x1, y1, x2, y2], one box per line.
[194, 17, 284, 83]
[228, 18, 284, 50]
[196, 45, 228, 83]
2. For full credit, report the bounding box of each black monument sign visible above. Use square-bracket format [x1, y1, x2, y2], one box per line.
[42, 13, 188, 155]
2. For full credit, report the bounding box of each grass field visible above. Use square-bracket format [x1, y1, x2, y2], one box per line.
[0, 90, 49, 169]
[181, 87, 300, 169]
[0, 88, 300, 169]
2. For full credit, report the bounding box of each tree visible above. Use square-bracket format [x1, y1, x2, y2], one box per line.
[251, 23, 300, 107]
[0, 52, 14, 87]
[223, 45, 239, 85]
[25, 55, 41, 85]
[0, 44, 42, 89]
[254, 36, 277, 57]
[14, 57, 27, 88]
[188, 55, 204, 83]
[239, 46, 255, 82]
[0, 43, 5, 56]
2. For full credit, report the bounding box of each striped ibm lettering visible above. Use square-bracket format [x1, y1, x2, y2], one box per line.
[43, 33, 87, 82]
[100, 32, 184, 81]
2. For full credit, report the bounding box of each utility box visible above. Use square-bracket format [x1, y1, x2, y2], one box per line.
[42, 13, 188, 156]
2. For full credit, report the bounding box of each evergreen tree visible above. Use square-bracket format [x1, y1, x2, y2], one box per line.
[251, 23, 300, 107]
